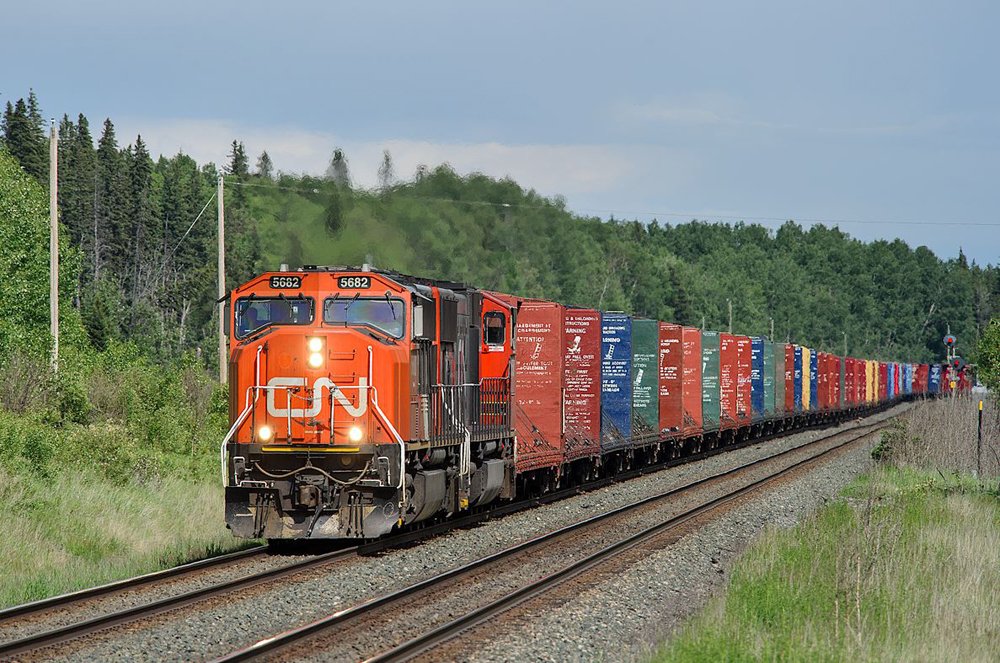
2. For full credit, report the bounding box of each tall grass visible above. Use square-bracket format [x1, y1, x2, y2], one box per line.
[880, 393, 999, 479]
[655, 467, 1000, 662]
[0, 342, 249, 608]
[0, 469, 245, 608]
[653, 396, 1000, 662]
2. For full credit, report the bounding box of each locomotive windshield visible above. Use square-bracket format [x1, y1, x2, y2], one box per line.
[324, 296, 405, 338]
[235, 297, 314, 339]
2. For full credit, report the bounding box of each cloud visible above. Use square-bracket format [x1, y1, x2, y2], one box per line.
[617, 98, 954, 137]
[114, 118, 646, 196]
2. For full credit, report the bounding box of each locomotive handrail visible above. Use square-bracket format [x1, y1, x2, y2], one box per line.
[220, 344, 405, 501]
[430, 378, 510, 445]
[221, 345, 264, 487]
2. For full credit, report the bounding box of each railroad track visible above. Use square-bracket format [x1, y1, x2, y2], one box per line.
[0, 545, 267, 627]
[0, 546, 359, 660]
[0, 407, 899, 661]
[213, 417, 890, 662]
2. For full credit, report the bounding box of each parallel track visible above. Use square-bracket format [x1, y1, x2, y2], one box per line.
[0, 545, 266, 625]
[0, 548, 356, 659]
[215, 417, 890, 662]
[0, 405, 900, 661]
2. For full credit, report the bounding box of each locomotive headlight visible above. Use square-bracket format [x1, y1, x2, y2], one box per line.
[308, 351, 324, 368]
[258, 425, 273, 442]
[348, 426, 364, 442]
[307, 337, 323, 353]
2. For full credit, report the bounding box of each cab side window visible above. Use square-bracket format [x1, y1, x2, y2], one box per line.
[483, 311, 506, 347]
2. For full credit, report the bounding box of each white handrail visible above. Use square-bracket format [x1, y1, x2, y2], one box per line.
[221, 345, 406, 501]
[368, 346, 406, 499]
[220, 346, 264, 487]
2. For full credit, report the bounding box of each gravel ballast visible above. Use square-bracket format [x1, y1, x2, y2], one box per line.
[36, 406, 904, 662]
[460, 424, 881, 662]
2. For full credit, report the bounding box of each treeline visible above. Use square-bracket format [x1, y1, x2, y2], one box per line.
[3, 91, 262, 362]
[3, 89, 997, 368]
[248, 168, 994, 363]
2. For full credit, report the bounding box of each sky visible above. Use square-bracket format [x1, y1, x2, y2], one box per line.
[3, 1, 999, 264]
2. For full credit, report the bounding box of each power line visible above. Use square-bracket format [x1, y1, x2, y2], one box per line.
[171, 191, 217, 256]
[223, 178, 1000, 228]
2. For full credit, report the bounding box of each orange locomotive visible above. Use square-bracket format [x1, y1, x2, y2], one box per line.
[222, 267, 516, 540]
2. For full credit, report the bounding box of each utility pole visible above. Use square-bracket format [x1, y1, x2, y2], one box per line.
[769, 317, 774, 341]
[727, 299, 732, 334]
[49, 119, 59, 371]
[843, 331, 848, 358]
[218, 174, 227, 383]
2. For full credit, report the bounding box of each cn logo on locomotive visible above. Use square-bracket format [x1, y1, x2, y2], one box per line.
[265, 377, 369, 418]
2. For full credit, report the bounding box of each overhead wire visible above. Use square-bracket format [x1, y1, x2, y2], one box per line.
[170, 191, 217, 256]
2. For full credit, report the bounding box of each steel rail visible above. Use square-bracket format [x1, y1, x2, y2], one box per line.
[0, 404, 902, 659]
[0, 547, 357, 659]
[369, 422, 882, 662]
[361, 402, 901, 553]
[214, 418, 889, 662]
[0, 545, 267, 625]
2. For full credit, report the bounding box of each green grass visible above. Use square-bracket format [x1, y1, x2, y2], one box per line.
[0, 343, 249, 609]
[0, 466, 250, 608]
[653, 466, 1000, 662]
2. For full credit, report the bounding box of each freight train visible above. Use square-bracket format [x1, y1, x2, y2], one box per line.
[221, 266, 957, 541]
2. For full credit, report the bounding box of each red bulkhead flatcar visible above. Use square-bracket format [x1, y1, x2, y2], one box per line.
[735, 336, 752, 426]
[719, 333, 738, 429]
[503, 299, 566, 474]
[680, 327, 703, 436]
[563, 308, 602, 464]
[658, 323, 683, 436]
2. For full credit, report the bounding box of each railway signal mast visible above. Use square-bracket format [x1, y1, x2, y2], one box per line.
[944, 332, 957, 390]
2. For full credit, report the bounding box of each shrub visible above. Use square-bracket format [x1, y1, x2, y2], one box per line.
[871, 419, 909, 463]
[59, 422, 160, 485]
[0, 350, 52, 414]
[0, 411, 56, 476]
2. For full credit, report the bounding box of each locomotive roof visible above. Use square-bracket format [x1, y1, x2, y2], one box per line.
[297, 265, 472, 292]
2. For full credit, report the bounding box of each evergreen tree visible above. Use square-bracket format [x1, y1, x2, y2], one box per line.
[56, 114, 76, 209]
[286, 231, 304, 267]
[324, 189, 344, 234]
[81, 278, 120, 352]
[324, 148, 350, 186]
[94, 119, 129, 282]
[226, 140, 249, 179]
[668, 263, 694, 326]
[377, 149, 395, 191]
[26, 89, 44, 136]
[126, 135, 154, 306]
[61, 114, 96, 251]
[255, 150, 273, 179]
[0, 102, 10, 141]
[2, 97, 47, 181]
